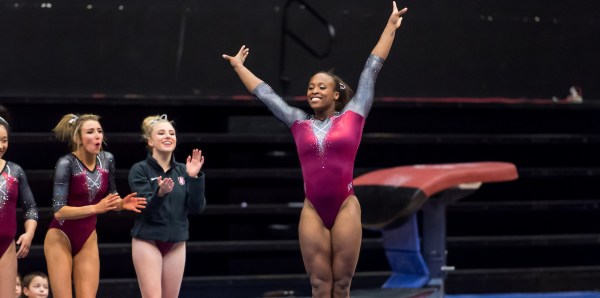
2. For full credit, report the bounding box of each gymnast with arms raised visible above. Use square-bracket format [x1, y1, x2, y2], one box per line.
[223, 2, 407, 297]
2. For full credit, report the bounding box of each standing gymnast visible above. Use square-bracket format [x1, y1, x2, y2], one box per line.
[0, 117, 39, 298]
[223, 2, 407, 297]
[44, 114, 147, 298]
[128, 114, 206, 298]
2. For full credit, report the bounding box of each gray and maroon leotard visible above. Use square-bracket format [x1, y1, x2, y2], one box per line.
[49, 152, 116, 255]
[252, 54, 383, 228]
[0, 161, 38, 256]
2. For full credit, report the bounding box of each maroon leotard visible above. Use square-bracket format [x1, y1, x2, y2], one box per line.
[252, 54, 384, 228]
[154, 240, 175, 256]
[291, 111, 365, 228]
[0, 162, 38, 256]
[49, 152, 116, 255]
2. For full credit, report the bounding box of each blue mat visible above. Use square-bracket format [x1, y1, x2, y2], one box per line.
[448, 292, 600, 298]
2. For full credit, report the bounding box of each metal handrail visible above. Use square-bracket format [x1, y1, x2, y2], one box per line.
[279, 0, 335, 95]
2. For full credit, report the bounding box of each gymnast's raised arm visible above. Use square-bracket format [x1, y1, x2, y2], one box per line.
[223, 46, 306, 127]
[345, 1, 408, 117]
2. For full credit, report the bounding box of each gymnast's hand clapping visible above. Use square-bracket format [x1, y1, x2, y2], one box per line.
[120, 192, 147, 212]
[186, 148, 204, 178]
[94, 193, 121, 214]
[157, 176, 175, 197]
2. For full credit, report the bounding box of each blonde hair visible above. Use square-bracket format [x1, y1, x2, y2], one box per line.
[141, 114, 175, 149]
[53, 113, 101, 151]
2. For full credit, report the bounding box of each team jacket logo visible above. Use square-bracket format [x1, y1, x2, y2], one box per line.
[178, 177, 185, 185]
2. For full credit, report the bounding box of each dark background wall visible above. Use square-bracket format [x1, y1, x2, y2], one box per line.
[3, 1, 600, 295]
[0, 0, 598, 99]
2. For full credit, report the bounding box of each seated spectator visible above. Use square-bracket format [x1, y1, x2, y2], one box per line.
[21, 272, 48, 298]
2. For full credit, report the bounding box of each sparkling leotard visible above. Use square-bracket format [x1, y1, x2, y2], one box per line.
[49, 152, 116, 255]
[253, 54, 383, 228]
[0, 162, 38, 256]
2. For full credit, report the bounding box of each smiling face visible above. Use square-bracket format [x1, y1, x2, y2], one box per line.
[76, 120, 103, 155]
[148, 121, 177, 155]
[23, 276, 49, 298]
[0, 125, 8, 160]
[307, 73, 339, 114]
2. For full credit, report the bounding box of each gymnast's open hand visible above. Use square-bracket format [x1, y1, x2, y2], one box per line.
[222, 45, 250, 68]
[120, 192, 147, 213]
[186, 148, 204, 178]
[389, 1, 408, 29]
